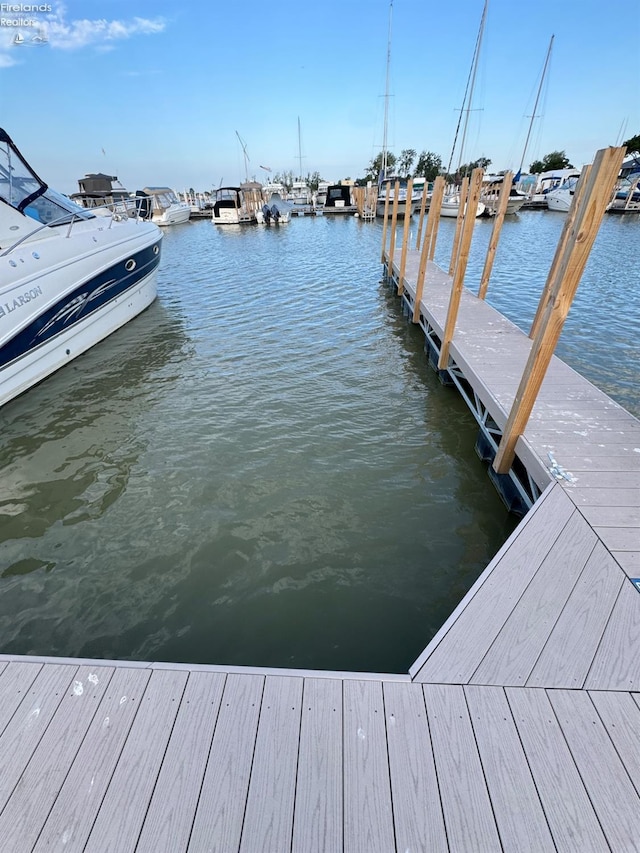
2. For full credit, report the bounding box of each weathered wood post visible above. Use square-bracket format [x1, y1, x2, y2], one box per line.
[493, 146, 626, 474]
[448, 177, 470, 276]
[438, 168, 484, 370]
[397, 177, 414, 296]
[412, 177, 446, 323]
[415, 181, 429, 250]
[387, 180, 401, 286]
[380, 182, 391, 266]
[478, 171, 513, 299]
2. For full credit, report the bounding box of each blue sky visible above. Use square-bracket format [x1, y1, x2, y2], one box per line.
[1, 0, 638, 194]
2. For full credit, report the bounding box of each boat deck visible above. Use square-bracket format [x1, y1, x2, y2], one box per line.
[1, 254, 638, 852]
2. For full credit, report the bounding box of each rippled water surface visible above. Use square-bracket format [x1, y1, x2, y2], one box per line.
[1, 210, 636, 671]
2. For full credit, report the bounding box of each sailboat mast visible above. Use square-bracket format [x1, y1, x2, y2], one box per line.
[297, 116, 303, 180]
[381, 1, 393, 180]
[456, 0, 488, 176]
[518, 34, 554, 174]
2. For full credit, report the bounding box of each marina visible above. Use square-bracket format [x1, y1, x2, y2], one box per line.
[1, 145, 639, 849]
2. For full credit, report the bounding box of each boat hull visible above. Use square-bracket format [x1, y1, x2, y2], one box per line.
[376, 199, 416, 218]
[0, 223, 162, 408]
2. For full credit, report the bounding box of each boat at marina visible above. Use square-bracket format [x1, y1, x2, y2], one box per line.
[256, 192, 292, 224]
[440, 193, 486, 218]
[262, 181, 288, 204]
[545, 175, 580, 212]
[212, 186, 257, 224]
[0, 128, 163, 408]
[523, 168, 581, 208]
[70, 172, 132, 212]
[481, 175, 527, 215]
[376, 177, 417, 218]
[607, 171, 640, 214]
[139, 187, 191, 226]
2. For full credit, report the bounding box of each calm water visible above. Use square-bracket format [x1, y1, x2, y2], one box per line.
[0, 210, 637, 672]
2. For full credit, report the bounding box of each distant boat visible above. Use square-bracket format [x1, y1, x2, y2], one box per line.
[481, 175, 526, 215]
[212, 186, 256, 225]
[440, 193, 486, 218]
[523, 168, 581, 208]
[545, 175, 580, 212]
[256, 192, 293, 224]
[140, 187, 191, 226]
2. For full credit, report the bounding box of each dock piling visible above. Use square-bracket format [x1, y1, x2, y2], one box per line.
[478, 171, 513, 300]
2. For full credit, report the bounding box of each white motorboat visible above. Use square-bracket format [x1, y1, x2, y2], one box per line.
[440, 194, 486, 218]
[376, 178, 417, 218]
[256, 192, 293, 225]
[289, 180, 312, 206]
[212, 187, 257, 225]
[481, 176, 527, 215]
[140, 187, 191, 225]
[546, 175, 580, 212]
[0, 128, 162, 409]
[262, 181, 288, 204]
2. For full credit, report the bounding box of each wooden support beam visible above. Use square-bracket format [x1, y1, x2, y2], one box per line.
[493, 146, 626, 474]
[478, 171, 513, 299]
[438, 168, 484, 370]
[448, 178, 469, 276]
[397, 177, 413, 295]
[380, 182, 391, 264]
[412, 177, 445, 323]
[529, 167, 592, 339]
[415, 182, 429, 250]
[387, 180, 401, 283]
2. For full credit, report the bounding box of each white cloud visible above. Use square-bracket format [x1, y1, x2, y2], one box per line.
[0, 3, 166, 68]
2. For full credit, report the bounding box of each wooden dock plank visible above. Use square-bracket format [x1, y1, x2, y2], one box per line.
[424, 683, 501, 851]
[239, 675, 303, 853]
[135, 671, 226, 853]
[585, 578, 640, 690]
[383, 681, 448, 852]
[188, 674, 264, 853]
[548, 688, 640, 850]
[464, 685, 556, 851]
[32, 667, 152, 853]
[0, 661, 42, 735]
[589, 690, 640, 795]
[0, 665, 113, 853]
[83, 668, 189, 853]
[0, 663, 77, 813]
[526, 541, 624, 688]
[343, 679, 395, 853]
[291, 678, 343, 853]
[414, 484, 575, 683]
[470, 511, 597, 686]
[505, 687, 609, 851]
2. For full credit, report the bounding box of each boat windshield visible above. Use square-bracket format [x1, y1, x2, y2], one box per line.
[0, 129, 94, 225]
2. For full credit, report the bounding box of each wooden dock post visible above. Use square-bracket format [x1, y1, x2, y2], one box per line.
[412, 177, 446, 323]
[448, 178, 469, 276]
[493, 147, 626, 474]
[397, 177, 413, 295]
[415, 181, 429, 250]
[380, 182, 391, 264]
[438, 168, 484, 370]
[478, 171, 513, 299]
[528, 167, 592, 339]
[387, 180, 401, 284]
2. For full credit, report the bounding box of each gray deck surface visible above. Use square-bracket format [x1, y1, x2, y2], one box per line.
[1, 254, 638, 852]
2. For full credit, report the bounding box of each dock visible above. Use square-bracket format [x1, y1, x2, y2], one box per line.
[1, 152, 639, 851]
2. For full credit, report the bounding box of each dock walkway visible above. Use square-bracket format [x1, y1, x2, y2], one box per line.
[0, 255, 638, 852]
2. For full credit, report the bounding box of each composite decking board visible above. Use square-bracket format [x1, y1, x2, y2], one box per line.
[31, 667, 152, 853]
[187, 673, 265, 853]
[382, 681, 448, 852]
[83, 668, 189, 853]
[238, 675, 303, 853]
[470, 511, 598, 686]
[504, 687, 610, 851]
[594, 526, 640, 552]
[568, 486, 640, 507]
[547, 688, 640, 850]
[0, 663, 77, 813]
[526, 542, 625, 689]
[588, 690, 640, 796]
[423, 683, 502, 852]
[613, 552, 640, 575]
[291, 677, 343, 853]
[0, 665, 114, 853]
[409, 482, 559, 679]
[133, 671, 226, 853]
[585, 578, 640, 691]
[579, 505, 640, 527]
[0, 661, 43, 736]
[342, 679, 396, 853]
[463, 685, 556, 852]
[413, 484, 575, 684]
